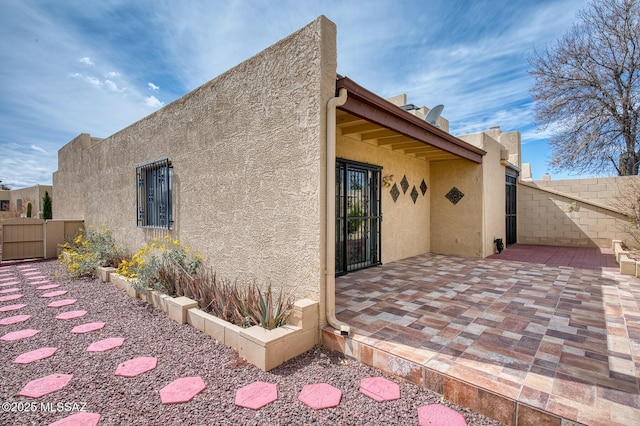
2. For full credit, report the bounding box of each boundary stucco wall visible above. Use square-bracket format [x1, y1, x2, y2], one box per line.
[53, 17, 337, 313]
[518, 176, 637, 248]
[336, 136, 431, 263]
[430, 159, 483, 257]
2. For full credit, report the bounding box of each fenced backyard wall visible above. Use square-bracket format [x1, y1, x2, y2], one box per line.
[0, 219, 84, 261]
[517, 176, 638, 248]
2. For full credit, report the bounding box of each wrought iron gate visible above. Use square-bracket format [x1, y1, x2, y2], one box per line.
[506, 174, 517, 246]
[336, 159, 382, 275]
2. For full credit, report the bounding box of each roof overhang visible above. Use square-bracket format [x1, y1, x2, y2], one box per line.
[335, 76, 485, 164]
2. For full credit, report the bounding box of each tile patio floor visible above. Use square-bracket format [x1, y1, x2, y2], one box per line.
[327, 245, 640, 425]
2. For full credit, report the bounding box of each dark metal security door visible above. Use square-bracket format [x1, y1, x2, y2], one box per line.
[506, 174, 517, 246]
[336, 159, 382, 275]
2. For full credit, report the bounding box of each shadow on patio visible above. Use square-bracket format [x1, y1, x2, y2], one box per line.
[322, 245, 639, 426]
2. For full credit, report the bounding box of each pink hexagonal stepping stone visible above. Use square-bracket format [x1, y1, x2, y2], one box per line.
[298, 383, 342, 409]
[14, 347, 58, 364]
[418, 404, 468, 426]
[37, 284, 60, 290]
[56, 310, 87, 320]
[48, 299, 77, 308]
[1, 329, 40, 341]
[360, 377, 400, 402]
[0, 287, 20, 294]
[0, 281, 20, 287]
[28, 280, 50, 286]
[0, 314, 32, 326]
[41, 290, 69, 298]
[19, 373, 73, 398]
[0, 293, 23, 302]
[22, 270, 41, 275]
[0, 303, 27, 312]
[71, 322, 105, 334]
[48, 412, 101, 426]
[235, 381, 278, 409]
[159, 376, 206, 404]
[86, 337, 125, 352]
[115, 356, 157, 377]
[26, 276, 47, 281]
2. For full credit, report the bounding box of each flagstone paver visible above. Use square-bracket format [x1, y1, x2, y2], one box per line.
[0, 287, 20, 294]
[0, 303, 27, 312]
[360, 377, 400, 402]
[0, 329, 40, 341]
[55, 310, 87, 320]
[48, 412, 101, 426]
[36, 284, 61, 290]
[114, 356, 157, 377]
[41, 290, 69, 298]
[19, 374, 73, 398]
[0, 314, 32, 326]
[298, 383, 342, 409]
[0, 293, 23, 302]
[418, 404, 468, 426]
[159, 377, 207, 404]
[47, 299, 77, 308]
[86, 337, 125, 352]
[70, 322, 105, 334]
[235, 381, 278, 409]
[14, 347, 58, 364]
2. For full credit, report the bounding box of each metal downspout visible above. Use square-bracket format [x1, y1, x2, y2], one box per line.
[326, 88, 350, 335]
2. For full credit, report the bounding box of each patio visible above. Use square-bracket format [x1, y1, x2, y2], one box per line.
[323, 245, 640, 426]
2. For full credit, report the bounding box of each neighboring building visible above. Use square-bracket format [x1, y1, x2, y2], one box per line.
[52, 16, 522, 333]
[0, 184, 52, 220]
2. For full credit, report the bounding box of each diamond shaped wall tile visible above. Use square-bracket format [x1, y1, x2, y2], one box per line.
[19, 374, 73, 398]
[360, 377, 400, 402]
[410, 186, 419, 204]
[86, 337, 125, 352]
[48, 412, 101, 426]
[56, 310, 87, 320]
[1, 329, 40, 341]
[235, 381, 278, 410]
[115, 356, 157, 377]
[445, 187, 465, 205]
[0, 304, 27, 312]
[418, 404, 467, 426]
[14, 347, 58, 364]
[0, 294, 23, 302]
[400, 175, 409, 193]
[160, 376, 206, 404]
[0, 314, 31, 326]
[298, 383, 342, 409]
[390, 183, 400, 203]
[48, 299, 77, 308]
[71, 322, 105, 334]
[41, 290, 68, 298]
[420, 179, 428, 195]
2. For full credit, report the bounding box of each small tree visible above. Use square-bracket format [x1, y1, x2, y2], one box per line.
[42, 191, 52, 220]
[26, 202, 32, 218]
[529, 0, 640, 176]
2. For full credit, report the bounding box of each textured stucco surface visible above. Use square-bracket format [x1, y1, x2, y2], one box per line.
[518, 176, 638, 247]
[336, 135, 430, 263]
[52, 17, 337, 309]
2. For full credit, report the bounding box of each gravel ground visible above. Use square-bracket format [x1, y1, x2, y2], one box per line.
[0, 260, 504, 426]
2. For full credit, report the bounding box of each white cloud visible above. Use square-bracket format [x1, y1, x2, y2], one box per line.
[148, 82, 159, 91]
[144, 95, 164, 108]
[79, 57, 94, 66]
[104, 79, 123, 92]
[106, 71, 121, 78]
[30, 144, 47, 153]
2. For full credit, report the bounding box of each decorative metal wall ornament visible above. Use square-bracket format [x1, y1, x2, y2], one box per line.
[400, 175, 409, 194]
[410, 186, 419, 204]
[445, 187, 464, 205]
[420, 179, 428, 196]
[390, 183, 400, 203]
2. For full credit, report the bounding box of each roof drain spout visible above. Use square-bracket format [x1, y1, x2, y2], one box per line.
[326, 88, 350, 336]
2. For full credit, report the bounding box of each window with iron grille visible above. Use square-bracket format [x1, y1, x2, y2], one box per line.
[136, 158, 173, 229]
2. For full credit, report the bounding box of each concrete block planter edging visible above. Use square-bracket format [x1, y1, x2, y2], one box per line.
[612, 240, 640, 277]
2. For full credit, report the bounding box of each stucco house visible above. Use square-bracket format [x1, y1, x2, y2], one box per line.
[53, 16, 522, 337]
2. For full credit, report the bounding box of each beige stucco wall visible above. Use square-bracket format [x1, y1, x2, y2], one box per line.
[518, 176, 637, 247]
[336, 135, 431, 263]
[53, 17, 337, 317]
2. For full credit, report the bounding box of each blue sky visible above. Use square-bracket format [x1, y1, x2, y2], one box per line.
[0, 0, 593, 189]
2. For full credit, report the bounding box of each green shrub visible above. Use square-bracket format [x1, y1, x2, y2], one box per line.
[59, 226, 127, 278]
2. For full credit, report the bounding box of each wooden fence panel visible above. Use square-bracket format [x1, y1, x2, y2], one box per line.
[1, 218, 45, 260]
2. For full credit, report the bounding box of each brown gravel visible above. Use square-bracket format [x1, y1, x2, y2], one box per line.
[0, 259, 504, 426]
